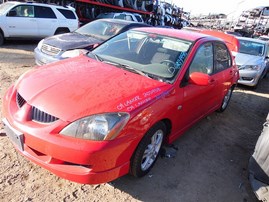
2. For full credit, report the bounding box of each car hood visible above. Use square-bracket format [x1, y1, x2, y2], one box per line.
[234, 52, 264, 66]
[17, 55, 171, 122]
[44, 32, 103, 50]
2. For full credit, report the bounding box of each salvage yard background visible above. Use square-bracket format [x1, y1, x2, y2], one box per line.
[0, 41, 268, 202]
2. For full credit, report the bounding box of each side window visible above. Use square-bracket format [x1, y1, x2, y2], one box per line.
[57, 8, 76, 19]
[35, 6, 56, 19]
[9, 5, 34, 17]
[189, 42, 213, 75]
[214, 43, 231, 73]
[114, 14, 125, 20]
[125, 15, 133, 21]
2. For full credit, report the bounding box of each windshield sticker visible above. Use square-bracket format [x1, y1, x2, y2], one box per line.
[175, 52, 187, 69]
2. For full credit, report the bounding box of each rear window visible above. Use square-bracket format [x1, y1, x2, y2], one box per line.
[35, 6, 56, 19]
[57, 8, 76, 19]
[97, 13, 115, 19]
[238, 39, 265, 56]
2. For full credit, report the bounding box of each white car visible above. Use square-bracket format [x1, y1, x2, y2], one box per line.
[0, 1, 79, 45]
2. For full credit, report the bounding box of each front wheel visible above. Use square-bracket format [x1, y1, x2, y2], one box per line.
[0, 32, 4, 46]
[217, 86, 233, 112]
[130, 122, 166, 177]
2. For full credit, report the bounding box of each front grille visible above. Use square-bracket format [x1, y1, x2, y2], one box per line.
[41, 44, 61, 56]
[241, 77, 253, 81]
[31, 106, 59, 123]
[16, 92, 26, 108]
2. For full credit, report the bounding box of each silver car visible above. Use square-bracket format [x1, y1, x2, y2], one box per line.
[235, 37, 269, 88]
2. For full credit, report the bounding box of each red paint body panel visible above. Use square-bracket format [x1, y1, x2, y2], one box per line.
[2, 28, 239, 184]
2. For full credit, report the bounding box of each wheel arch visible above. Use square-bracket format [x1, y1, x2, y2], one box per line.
[161, 118, 172, 142]
[54, 27, 70, 35]
[0, 28, 5, 45]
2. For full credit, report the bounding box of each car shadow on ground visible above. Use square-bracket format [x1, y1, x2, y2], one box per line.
[107, 78, 269, 202]
[1, 40, 39, 51]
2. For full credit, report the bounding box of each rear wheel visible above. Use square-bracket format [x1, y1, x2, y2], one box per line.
[130, 122, 166, 177]
[217, 86, 233, 112]
[0, 32, 4, 46]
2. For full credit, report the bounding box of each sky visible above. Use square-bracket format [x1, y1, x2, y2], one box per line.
[169, 0, 269, 18]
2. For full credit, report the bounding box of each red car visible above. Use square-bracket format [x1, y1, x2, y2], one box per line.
[2, 28, 239, 184]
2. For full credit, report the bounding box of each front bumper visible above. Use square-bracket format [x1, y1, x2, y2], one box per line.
[2, 116, 137, 184]
[34, 47, 61, 66]
[238, 69, 262, 87]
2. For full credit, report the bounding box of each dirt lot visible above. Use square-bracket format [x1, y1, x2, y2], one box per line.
[0, 41, 268, 202]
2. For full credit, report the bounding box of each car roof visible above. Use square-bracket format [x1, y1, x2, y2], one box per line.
[6, 1, 74, 9]
[94, 18, 146, 25]
[131, 27, 217, 42]
[237, 36, 267, 44]
[259, 35, 269, 40]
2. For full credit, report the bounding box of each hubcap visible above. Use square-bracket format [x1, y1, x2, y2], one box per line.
[141, 129, 164, 171]
[222, 88, 232, 109]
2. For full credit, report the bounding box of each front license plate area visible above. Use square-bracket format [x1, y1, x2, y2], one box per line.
[2, 118, 24, 151]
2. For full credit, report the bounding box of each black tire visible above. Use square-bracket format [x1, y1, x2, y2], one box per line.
[217, 86, 233, 112]
[130, 122, 166, 177]
[0, 32, 4, 46]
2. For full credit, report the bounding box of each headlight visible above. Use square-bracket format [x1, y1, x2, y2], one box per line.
[60, 113, 130, 141]
[244, 65, 261, 71]
[37, 39, 44, 50]
[61, 49, 87, 58]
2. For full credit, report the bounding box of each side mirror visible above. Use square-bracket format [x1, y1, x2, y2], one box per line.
[7, 10, 17, 17]
[189, 72, 209, 86]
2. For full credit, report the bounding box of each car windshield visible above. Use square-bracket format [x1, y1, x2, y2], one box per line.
[88, 30, 192, 83]
[0, 2, 15, 15]
[258, 36, 269, 41]
[75, 20, 126, 41]
[238, 39, 265, 56]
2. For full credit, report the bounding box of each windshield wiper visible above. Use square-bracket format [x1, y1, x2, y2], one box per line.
[88, 52, 103, 61]
[103, 61, 149, 77]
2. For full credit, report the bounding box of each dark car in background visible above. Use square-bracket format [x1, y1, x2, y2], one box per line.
[249, 113, 269, 201]
[34, 18, 150, 65]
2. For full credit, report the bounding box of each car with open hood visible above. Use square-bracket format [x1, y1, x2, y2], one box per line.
[2, 28, 239, 184]
[34, 18, 151, 65]
[235, 37, 269, 88]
